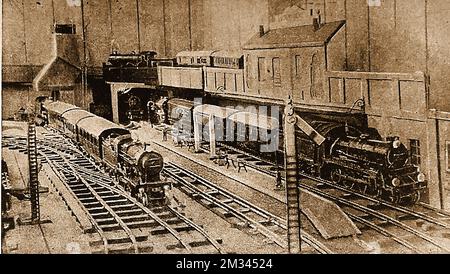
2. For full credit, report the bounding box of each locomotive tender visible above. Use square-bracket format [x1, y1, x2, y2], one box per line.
[41, 100, 167, 205]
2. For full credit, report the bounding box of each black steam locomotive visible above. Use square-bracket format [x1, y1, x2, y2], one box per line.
[157, 98, 426, 204]
[296, 122, 427, 204]
[41, 100, 168, 205]
[103, 51, 175, 84]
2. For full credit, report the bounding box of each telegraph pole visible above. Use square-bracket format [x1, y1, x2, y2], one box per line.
[284, 97, 301, 253]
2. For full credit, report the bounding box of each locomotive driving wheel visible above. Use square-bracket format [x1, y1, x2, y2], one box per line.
[390, 192, 401, 204]
[137, 189, 149, 207]
[375, 187, 383, 199]
[141, 192, 149, 207]
[411, 190, 421, 204]
[331, 168, 343, 184]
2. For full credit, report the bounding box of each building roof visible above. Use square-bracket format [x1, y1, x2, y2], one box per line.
[62, 109, 94, 125]
[46, 101, 79, 115]
[243, 20, 345, 50]
[77, 115, 129, 138]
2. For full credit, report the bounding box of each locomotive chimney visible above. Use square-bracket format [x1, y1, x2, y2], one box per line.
[259, 25, 265, 37]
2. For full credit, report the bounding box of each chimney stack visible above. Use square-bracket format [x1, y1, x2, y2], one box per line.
[259, 25, 265, 37]
[313, 10, 322, 31]
[313, 18, 320, 31]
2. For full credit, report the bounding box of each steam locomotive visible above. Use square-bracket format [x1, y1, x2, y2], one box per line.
[296, 122, 427, 204]
[157, 98, 427, 204]
[39, 99, 167, 205]
[103, 51, 174, 84]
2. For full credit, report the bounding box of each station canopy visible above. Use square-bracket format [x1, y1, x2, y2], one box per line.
[193, 104, 239, 120]
[227, 111, 279, 131]
[193, 104, 279, 130]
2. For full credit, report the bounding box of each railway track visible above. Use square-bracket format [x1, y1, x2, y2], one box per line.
[2, 130, 223, 254]
[299, 173, 450, 253]
[163, 134, 450, 253]
[199, 143, 279, 177]
[162, 162, 333, 254]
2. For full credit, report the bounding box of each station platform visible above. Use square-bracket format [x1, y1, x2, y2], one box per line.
[1, 121, 91, 254]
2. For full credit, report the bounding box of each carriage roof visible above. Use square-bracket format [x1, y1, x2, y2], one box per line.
[62, 109, 94, 125]
[176, 50, 218, 57]
[210, 50, 243, 59]
[46, 101, 79, 115]
[77, 115, 129, 139]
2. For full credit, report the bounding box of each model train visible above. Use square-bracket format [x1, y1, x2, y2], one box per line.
[38, 99, 167, 205]
[103, 51, 175, 83]
[296, 122, 427, 204]
[157, 98, 426, 204]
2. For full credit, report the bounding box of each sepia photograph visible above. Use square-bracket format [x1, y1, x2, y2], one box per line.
[1, 0, 449, 261]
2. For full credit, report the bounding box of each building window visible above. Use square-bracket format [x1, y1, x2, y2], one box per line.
[258, 57, 265, 82]
[272, 57, 281, 87]
[446, 141, 450, 172]
[410, 139, 421, 166]
[295, 55, 302, 76]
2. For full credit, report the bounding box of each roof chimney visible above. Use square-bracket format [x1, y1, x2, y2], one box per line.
[313, 18, 320, 31]
[313, 10, 322, 31]
[259, 25, 265, 37]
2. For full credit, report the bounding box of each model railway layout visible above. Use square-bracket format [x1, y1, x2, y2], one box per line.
[2, 132, 223, 254]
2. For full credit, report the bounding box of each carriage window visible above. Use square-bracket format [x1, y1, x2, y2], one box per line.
[258, 57, 265, 82]
[410, 139, 421, 166]
[446, 141, 450, 172]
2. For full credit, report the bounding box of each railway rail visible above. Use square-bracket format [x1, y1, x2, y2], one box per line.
[2, 130, 223, 254]
[198, 140, 450, 238]
[299, 173, 450, 253]
[162, 162, 333, 254]
[158, 131, 450, 253]
[199, 143, 279, 177]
